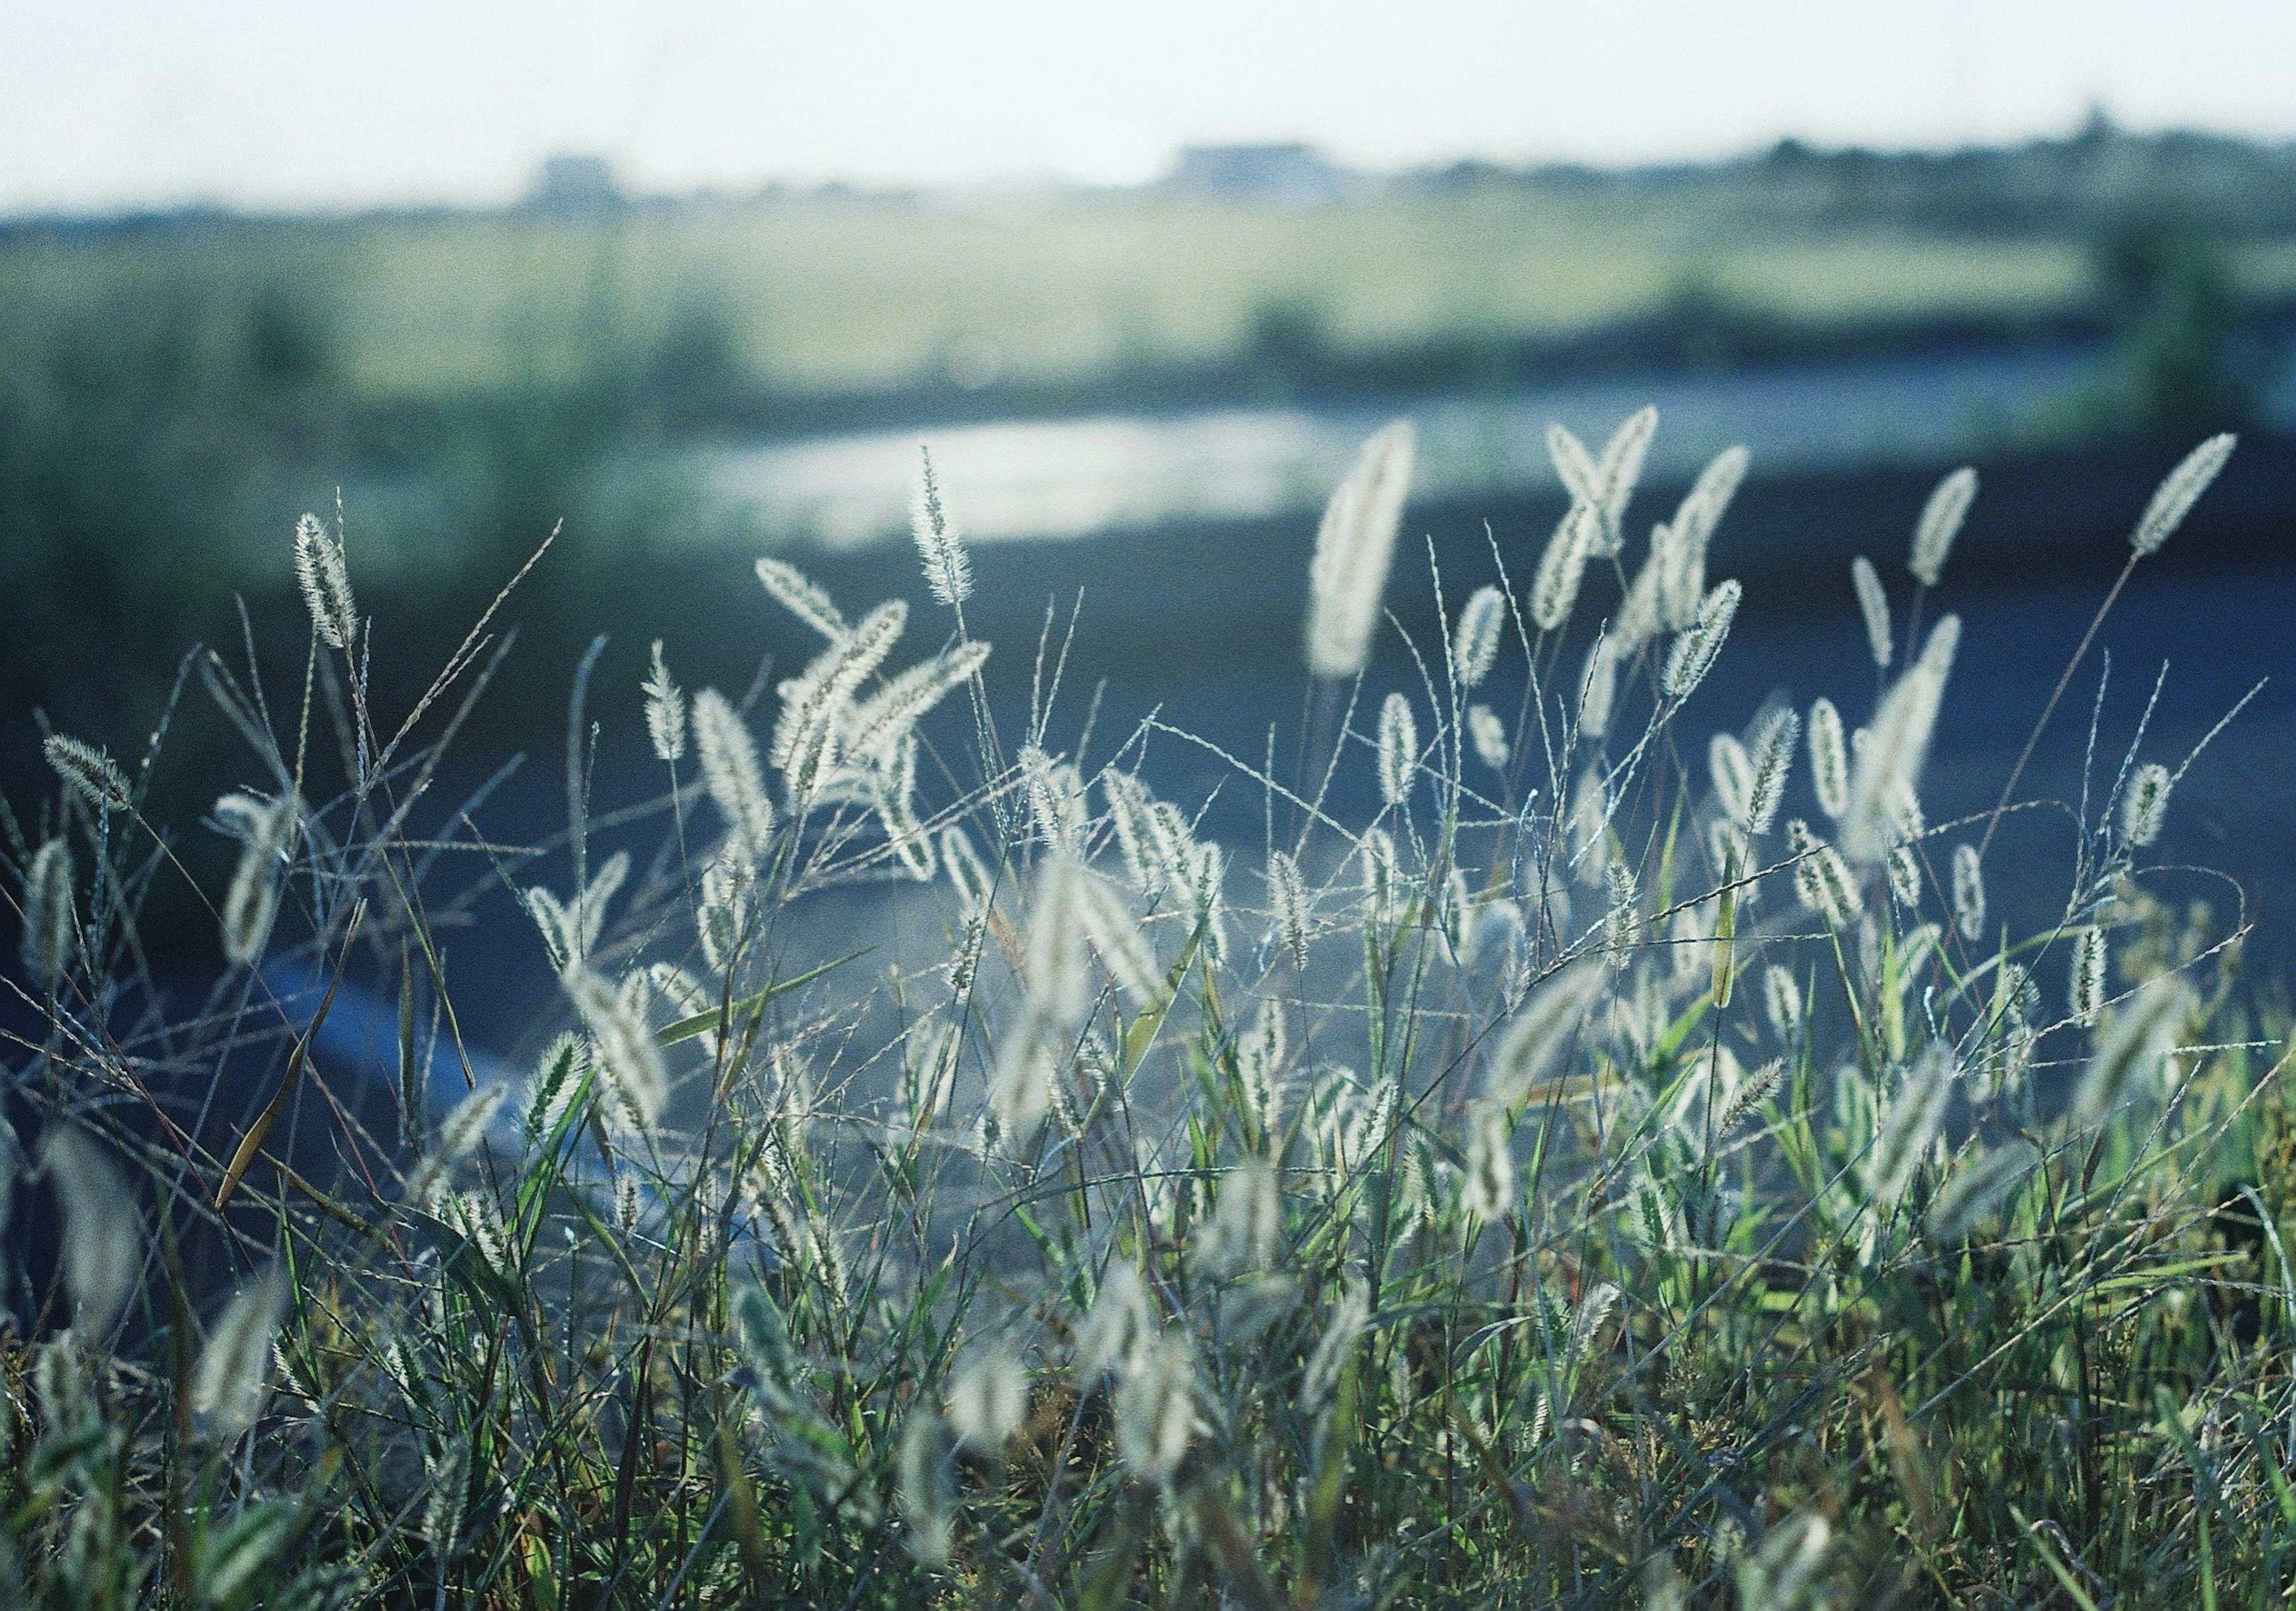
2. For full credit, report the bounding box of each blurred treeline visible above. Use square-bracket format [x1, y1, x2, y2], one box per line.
[1, 121, 2289, 799]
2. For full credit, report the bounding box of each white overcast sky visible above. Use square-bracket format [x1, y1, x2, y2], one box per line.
[5, 0, 2295, 215]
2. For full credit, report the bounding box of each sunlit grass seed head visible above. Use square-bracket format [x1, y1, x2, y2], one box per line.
[1787, 819, 1863, 928]
[291, 510, 358, 650]
[1195, 1155, 1283, 1277]
[1467, 702, 1511, 769]
[754, 555, 849, 641]
[2130, 432, 2236, 557]
[2071, 925, 2108, 1028]
[1709, 732, 1752, 827]
[1852, 555, 1892, 669]
[2120, 761, 2173, 848]
[192, 1268, 289, 1444]
[1952, 843, 1986, 942]
[1530, 503, 1598, 632]
[1460, 1102, 1516, 1222]
[1745, 707, 1798, 836]
[1266, 851, 1311, 974]
[2071, 973, 2191, 1128]
[563, 968, 668, 1139]
[1306, 419, 1416, 678]
[218, 790, 297, 967]
[20, 837, 75, 993]
[41, 1127, 140, 1345]
[1886, 844, 1921, 909]
[1909, 464, 1977, 586]
[1376, 691, 1416, 807]
[1925, 1138, 2040, 1243]
[1661, 578, 1740, 699]
[1576, 639, 1619, 741]
[1807, 697, 1849, 820]
[943, 1349, 1029, 1454]
[1842, 614, 1958, 862]
[1115, 1331, 1202, 1486]
[691, 687, 776, 870]
[911, 444, 975, 607]
[1452, 583, 1506, 689]
[641, 640, 685, 762]
[45, 733, 130, 814]
[1865, 1043, 1955, 1212]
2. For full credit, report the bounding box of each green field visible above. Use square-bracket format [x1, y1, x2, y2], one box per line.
[9, 182, 2293, 408]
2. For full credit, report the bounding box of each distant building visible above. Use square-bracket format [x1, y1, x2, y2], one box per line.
[526, 154, 624, 212]
[1164, 143, 1352, 204]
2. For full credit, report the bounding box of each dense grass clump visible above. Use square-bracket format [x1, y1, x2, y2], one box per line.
[1, 412, 2288, 1607]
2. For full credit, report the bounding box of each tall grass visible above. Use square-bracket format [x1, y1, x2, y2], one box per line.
[1, 414, 2288, 1608]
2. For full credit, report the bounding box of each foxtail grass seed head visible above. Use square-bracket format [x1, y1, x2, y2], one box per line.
[2071, 926, 2108, 1026]
[1951, 844, 1986, 941]
[1530, 503, 1598, 631]
[911, 446, 974, 606]
[1764, 964, 1803, 1041]
[1376, 692, 1416, 806]
[698, 847, 755, 971]
[1662, 579, 1740, 698]
[1267, 851, 1311, 973]
[1075, 872, 1161, 1005]
[2131, 432, 2236, 557]
[897, 1413, 956, 1566]
[1910, 465, 1977, 585]
[1306, 419, 1416, 678]
[1886, 844, 1921, 908]
[1787, 819, 1863, 927]
[219, 791, 295, 967]
[1709, 733, 1752, 827]
[1489, 961, 1601, 1102]
[1926, 1138, 2040, 1243]
[41, 1127, 139, 1343]
[45, 733, 130, 814]
[753, 556, 848, 640]
[527, 1035, 587, 1141]
[1745, 708, 1799, 836]
[193, 1268, 288, 1442]
[1359, 827, 1399, 929]
[1866, 1043, 1954, 1211]
[1852, 555, 1892, 668]
[641, 641, 685, 762]
[563, 968, 668, 1138]
[1667, 444, 1750, 601]
[1303, 1279, 1370, 1411]
[1843, 614, 1958, 861]
[691, 688, 775, 869]
[1718, 1057, 1785, 1135]
[291, 512, 358, 650]
[1546, 420, 1599, 518]
[1115, 1331, 1201, 1485]
[1736, 1511, 1832, 1610]
[1467, 702, 1511, 769]
[944, 1350, 1028, 1453]
[21, 837, 75, 992]
[1460, 1102, 1516, 1221]
[2071, 973, 2189, 1127]
[1452, 584, 1506, 688]
[1075, 1262, 1154, 1382]
[1577, 639, 1619, 739]
[1196, 1155, 1283, 1276]
[1807, 698, 1849, 820]
[1238, 998, 1287, 1141]
[844, 640, 993, 766]
[2120, 762, 2172, 847]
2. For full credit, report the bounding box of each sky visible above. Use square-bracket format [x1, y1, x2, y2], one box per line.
[5, 0, 2295, 215]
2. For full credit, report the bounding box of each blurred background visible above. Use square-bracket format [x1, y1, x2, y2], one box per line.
[6, 0, 2295, 1043]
